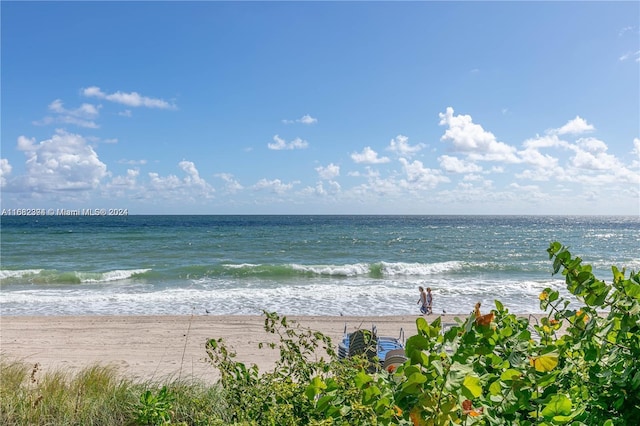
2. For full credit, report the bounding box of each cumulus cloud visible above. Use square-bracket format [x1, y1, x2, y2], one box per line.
[33, 99, 100, 128]
[109, 169, 139, 190]
[282, 114, 318, 125]
[438, 155, 483, 173]
[268, 135, 309, 150]
[304, 180, 341, 197]
[399, 158, 450, 188]
[569, 137, 620, 171]
[215, 173, 244, 193]
[118, 159, 147, 166]
[252, 178, 295, 194]
[438, 107, 519, 163]
[147, 161, 214, 198]
[351, 147, 390, 164]
[12, 130, 108, 192]
[0, 158, 12, 187]
[386, 134, 425, 157]
[316, 163, 340, 180]
[82, 86, 176, 109]
[552, 116, 595, 135]
[518, 148, 559, 169]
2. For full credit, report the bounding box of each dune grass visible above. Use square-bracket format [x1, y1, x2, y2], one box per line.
[0, 358, 228, 426]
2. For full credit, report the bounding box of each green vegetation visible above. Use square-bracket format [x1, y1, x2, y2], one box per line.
[2, 242, 638, 425]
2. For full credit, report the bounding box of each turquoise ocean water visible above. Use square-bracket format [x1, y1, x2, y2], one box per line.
[1, 215, 638, 316]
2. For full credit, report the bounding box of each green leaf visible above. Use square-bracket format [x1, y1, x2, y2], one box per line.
[305, 376, 327, 400]
[623, 279, 640, 300]
[354, 370, 372, 388]
[500, 369, 522, 381]
[489, 379, 502, 396]
[416, 316, 429, 334]
[541, 394, 572, 418]
[363, 385, 381, 403]
[530, 352, 559, 372]
[462, 374, 483, 399]
[406, 335, 431, 354]
[401, 372, 428, 394]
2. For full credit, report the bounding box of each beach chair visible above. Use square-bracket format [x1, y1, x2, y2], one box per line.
[382, 348, 408, 372]
[348, 329, 378, 361]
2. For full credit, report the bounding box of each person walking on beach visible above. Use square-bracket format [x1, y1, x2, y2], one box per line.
[418, 286, 428, 315]
[426, 287, 433, 315]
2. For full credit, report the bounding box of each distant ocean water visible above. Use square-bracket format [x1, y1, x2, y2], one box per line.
[1, 215, 638, 316]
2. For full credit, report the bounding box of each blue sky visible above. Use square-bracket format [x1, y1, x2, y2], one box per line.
[2, 1, 639, 215]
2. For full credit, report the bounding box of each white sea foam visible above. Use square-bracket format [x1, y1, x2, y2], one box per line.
[80, 269, 152, 283]
[291, 263, 371, 276]
[0, 276, 569, 316]
[380, 261, 465, 275]
[0, 269, 43, 280]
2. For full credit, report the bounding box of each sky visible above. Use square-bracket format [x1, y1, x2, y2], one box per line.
[1, 1, 639, 215]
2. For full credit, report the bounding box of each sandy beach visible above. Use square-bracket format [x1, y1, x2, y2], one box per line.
[0, 314, 450, 382]
[1, 313, 544, 383]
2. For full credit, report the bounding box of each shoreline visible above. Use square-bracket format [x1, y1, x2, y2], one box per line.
[1, 314, 544, 382]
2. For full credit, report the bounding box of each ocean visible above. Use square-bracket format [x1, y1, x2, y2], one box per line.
[1, 215, 638, 316]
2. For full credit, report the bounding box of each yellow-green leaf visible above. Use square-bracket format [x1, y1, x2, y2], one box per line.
[530, 353, 559, 372]
[462, 374, 482, 399]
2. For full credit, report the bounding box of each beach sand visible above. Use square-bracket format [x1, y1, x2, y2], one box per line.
[0, 313, 542, 383]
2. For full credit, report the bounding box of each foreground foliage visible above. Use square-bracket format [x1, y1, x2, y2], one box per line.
[2, 241, 638, 425]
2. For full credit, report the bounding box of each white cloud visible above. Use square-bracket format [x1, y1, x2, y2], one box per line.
[118, 159, 147, 165]
[619, 26, 635, 37]
[282, 114, 318, 124]
[178, 160, 208, 187]
[619, 50, 640, 62]
[82, 86, 176, 109]
[109, 169, 139, 190]
[569, 137, 620, 171]
[304, 180, 341, 197]
[12, 130, 108, 192]
[298, 114, 317, 124]
[351, 147, 390, 164]
[49, 99, 100, 117]
[316, 163, 340, 180]
[147, 161, 214, 199]
[399, 158, 450, 188]
[386, 134, 425, 157]
[33, 99, 100, 128]
[0, 158, 12, 187]
[252, 178, 294, 195]
[522, 134, 568, 150]
[438, 155, 483, 173]
[438, 107, 520, 163]
[552, 116, 595, 135]
[518, 148, 559, 169]
[215, 173, 244, 193]
[268, 135, 309, 150]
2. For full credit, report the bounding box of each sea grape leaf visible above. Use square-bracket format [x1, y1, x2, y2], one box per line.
[354, 370, 372, 388]
[530, 353, 559, 373]
[500, 369, 521, 381]
[623, 280, 640, 300]
[541, 394, 572, 418]
[462, 374, 483, 399]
